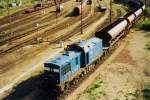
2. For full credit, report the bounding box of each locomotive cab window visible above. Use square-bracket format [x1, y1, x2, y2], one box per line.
[44, 67, 59, 73]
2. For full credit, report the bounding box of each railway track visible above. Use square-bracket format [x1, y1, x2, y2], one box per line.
[0, 5, 92, 54]
[53, 13, 104, 42]
[0, 10, 68, 44]
[0, 0, 78, 45]
[0, 1, 80, 45]
[45, 13, 101, 44]
[0, 6, 71, 44]
[0, 0, 121, 63]
[0, 0, 70, 26]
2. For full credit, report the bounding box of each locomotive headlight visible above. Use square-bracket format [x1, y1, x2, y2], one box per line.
[44, 67, 50, 71]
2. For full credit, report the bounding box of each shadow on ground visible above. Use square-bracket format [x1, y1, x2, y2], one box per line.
[3, 74, 58, 100]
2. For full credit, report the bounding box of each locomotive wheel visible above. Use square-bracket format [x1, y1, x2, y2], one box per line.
[80, 71, 85, 77]
[64, 82, 70, 90]
[57, 86, 64, 94]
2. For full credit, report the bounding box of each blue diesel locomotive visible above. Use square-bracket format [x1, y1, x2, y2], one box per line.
[44, 37, 103, 91]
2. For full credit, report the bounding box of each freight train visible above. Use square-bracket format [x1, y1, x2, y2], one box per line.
[43, 0, 145, 92]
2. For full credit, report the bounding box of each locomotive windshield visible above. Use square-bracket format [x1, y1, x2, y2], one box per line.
[44, 64, 60, 84]
[44, 67, 60, 73]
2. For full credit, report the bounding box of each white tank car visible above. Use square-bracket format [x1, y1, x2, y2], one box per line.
[108, 20, 128, 39]
[135, 8, 142, 17]
[142, 5, 145, 10]
[127, 14, 136, 23]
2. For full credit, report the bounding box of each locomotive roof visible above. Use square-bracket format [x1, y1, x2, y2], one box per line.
[71, 37, 102, 52]
[45, 51, 80, 68]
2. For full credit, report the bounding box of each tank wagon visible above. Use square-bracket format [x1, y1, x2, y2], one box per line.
[44, 0, 145, 93]
[73, 0, 91, 16]
[96, 1, 145, 47]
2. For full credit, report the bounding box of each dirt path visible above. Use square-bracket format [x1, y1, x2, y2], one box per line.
[73, 30, 150, 100]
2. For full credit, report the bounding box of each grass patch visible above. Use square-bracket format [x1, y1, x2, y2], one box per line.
[136, 18, 150, 31]
[145, 6, 150, 17]
[142, 86, 150, 100]
[127, 90, 139, 98]
[136, 6, 150, 31]
[85, 84, 101, 93]
[0, 0, 46, 17]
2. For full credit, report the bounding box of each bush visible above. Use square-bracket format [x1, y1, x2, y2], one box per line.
[142, 86, 150, 100]
[145, 6, 150, 16]
[0, 5, 4, 9]
[137, 18, 150, 31]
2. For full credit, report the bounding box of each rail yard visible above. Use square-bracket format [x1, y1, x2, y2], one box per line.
[0, 0, 149, 100]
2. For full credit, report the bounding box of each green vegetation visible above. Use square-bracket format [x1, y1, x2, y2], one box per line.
[127, 89, 140, 98]
[77, 79, 106, 100]
[0, 0, 48, 17]
[85, 83, 101, 93]
[135, 5, 150, 31]
[84, 80, 103, 94]
[142, 86, 150, 100]
[136, 18, 150, 31]
[145, 6, 150, 16]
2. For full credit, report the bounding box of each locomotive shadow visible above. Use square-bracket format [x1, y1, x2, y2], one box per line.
[3, 74, 58, 100]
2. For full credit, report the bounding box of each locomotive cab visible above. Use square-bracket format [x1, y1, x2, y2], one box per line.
[44, 63, 60, 84]
[44, 51, 81, 92]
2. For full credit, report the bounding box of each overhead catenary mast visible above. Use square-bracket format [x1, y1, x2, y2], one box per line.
[54, 0, 60, 24]
[6, 0, 13, 44]
[81, 0, 83, 34]
[144, 0, 147, 21]
[110, 0, 112, 24]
